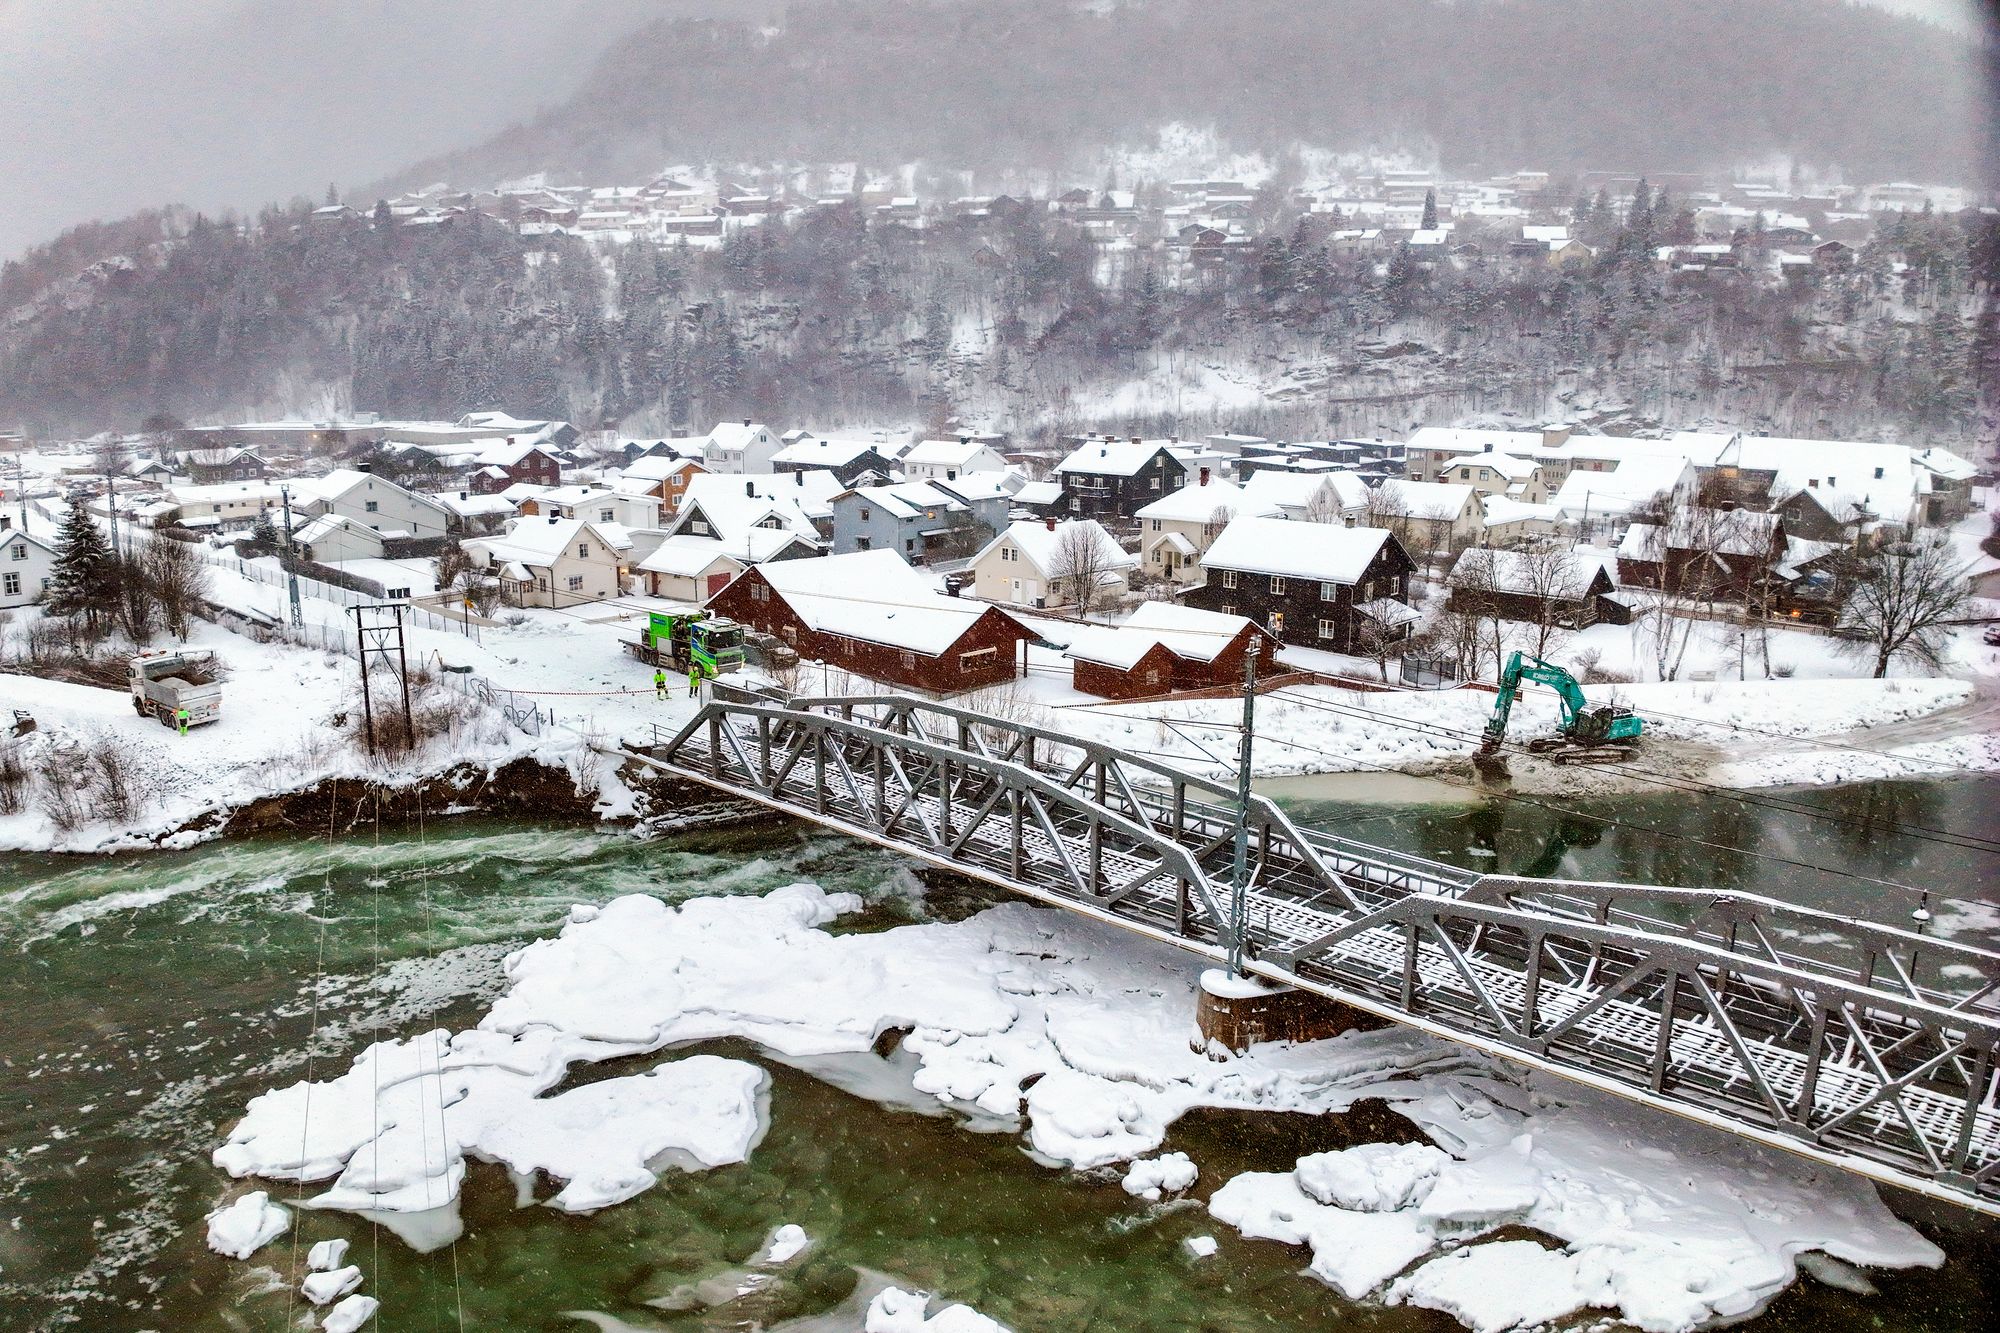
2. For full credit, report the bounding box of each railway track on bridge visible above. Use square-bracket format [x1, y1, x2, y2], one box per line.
[625, 689, 2000, 1215]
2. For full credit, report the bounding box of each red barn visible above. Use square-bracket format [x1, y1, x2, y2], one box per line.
[710, 550, 1033, 694]
[1065, 602, 1280, 700]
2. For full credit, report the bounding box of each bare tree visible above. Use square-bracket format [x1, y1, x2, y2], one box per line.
[1837, 531, 1969, 678]
[1511, 543, 1581, 662]
[1302, 480, 1348, 525]
[433, 542, 473, 595]
[1632, 588, 1701, 682]
[932, 507, 995, 561]
[1049, 522, 1114, 618]
[143, 535, 211, 640]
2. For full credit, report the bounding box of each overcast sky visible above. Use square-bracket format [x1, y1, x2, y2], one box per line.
[0, 0, 1987, 263]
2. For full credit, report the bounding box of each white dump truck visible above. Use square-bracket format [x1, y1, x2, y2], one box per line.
[128, 650, 222, 729]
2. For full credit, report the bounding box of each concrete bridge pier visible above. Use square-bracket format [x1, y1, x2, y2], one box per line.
[1195, 968, 1383, 1055]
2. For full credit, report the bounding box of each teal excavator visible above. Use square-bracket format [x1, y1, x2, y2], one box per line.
[1478, 651, 1643, 766]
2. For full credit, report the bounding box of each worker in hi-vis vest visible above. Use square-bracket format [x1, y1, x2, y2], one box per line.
[175, 706, 190, 737]
[686, 662, 703, 698]
[653, 667, 667, 700]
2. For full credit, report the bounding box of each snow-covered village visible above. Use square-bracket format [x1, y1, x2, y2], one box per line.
[1, 3, 1997, 1332]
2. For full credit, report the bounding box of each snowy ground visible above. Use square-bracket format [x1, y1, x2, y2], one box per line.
[5, 493, 1994, 852]
[207, 881, 1946, 1333]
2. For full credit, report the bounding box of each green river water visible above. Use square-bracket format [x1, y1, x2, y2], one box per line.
[0, 777, 1995, 1331]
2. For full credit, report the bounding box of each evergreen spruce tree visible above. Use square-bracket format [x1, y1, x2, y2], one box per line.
[45, 495, 118, 634]
[1421, 188, 1438, 231]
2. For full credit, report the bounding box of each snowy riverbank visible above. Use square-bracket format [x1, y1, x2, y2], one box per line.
[207, 881, 1946, 1333]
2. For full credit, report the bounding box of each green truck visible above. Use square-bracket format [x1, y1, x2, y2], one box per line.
[628, 609, 746, 676]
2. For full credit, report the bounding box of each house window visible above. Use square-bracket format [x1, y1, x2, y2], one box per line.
[568, 576, 584, 592]
[3, 573, 18, 596]
[1070, 498, 1081, 512]
[1221, 603, 1236, 616]
[600, 509, 614, 522]
[900, 650, 917, 669]
[1220, 569, 1238, 589]
[1459, 468, 1471, 480]
[8, 543, 23, 560]
[578, 543, 590, 557]
[1318, 618, 1338, 639]
[1270, 575, 1287, 594]
[1149, 475, 1161, 490]
[905, 539, 916, 553]
[860, 508, 871, 521]
[536, 577, 549, 591]
[364, 500, 379, 513]
[1150, 519, 1162, 532]
[856, 536, 871, 550]
[1319, 581, 1337, 600]
[959, 646, 997, 674]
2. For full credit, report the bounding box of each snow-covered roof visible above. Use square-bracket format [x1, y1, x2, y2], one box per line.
[1012, 481, 1064, 506]
[706, 421, 770, 452]
[903, 439, 994, 468]
[637, 535, 743, 578]
[1124, 601, 1266, 662]
[675, 474, 823, 544]
[619, 452, 706, 483]
[839, 480, 969, 521]
[1440, 451, 1538, 480]
[1915, 447, 1977, 482]
[467, 517, 618, 568]
[754, 550, 1024, 654]
[1055, 439, 1175, 477]
[1240, 469, 1369, 515]
[1723, 435, 1927, 525]
[977, 519, 1138, 579]
[1064, 625, 1179, 671]
[428, 491, 517, 518]
[1133, 476, 1272, 524]
[165, 480, 284, 505]
[1549, 456, 1692, 516]
[1406, 426, 1555, 458]
[1372, 480, 1477, 518]
[770, 437, 883, 468]
[1199, 516, 1394, 584]
[1355, 597, 1422, 628]
[1446, 546, 1616, 599]
[1481, 495, 1563, 528]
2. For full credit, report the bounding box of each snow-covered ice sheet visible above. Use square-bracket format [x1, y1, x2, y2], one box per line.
[212, 883, 1946, 1332]
[204, 1190, 288, 1259]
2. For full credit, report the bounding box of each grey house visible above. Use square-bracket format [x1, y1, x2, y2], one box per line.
[829, 480, 1011, 565]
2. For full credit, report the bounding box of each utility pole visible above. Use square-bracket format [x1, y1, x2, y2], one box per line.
[279, 486, 303, 630]
[105, 464, 121, 561]
[351, 603, 414, 755]
[1226, 637, 1261, 977]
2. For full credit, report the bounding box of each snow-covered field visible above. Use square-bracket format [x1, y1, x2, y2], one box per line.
[205, 882, 1945, 1333]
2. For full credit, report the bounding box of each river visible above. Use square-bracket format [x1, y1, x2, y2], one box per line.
[1, 776, 1995, 1331]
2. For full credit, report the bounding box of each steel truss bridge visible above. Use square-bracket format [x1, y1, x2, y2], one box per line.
[630, 690, 2000, 1215]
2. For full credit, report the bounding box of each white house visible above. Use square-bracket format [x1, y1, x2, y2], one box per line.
[163, 480, 286, 531]
[1132, 473, 1278, 583]
[291, 514, 387, 564]
[901, 438, 1008, 483]
[703, 421, 782, 475]
[0, 527, 56, 608]
[519, 483, 662, 530]
[966, 518, 1138, 611]
[464, 516, 626, 608]
[291, 469, 454, 542]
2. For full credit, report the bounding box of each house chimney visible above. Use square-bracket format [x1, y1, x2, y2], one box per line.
[742, 417, 751, 428]
[1045, 516, 1057, 532]
[1343, 514, 1356, 528]
[745, 480, 755, 497]
[1482, 442, 1493, 452]
[547, 513, 558, 524]
[1199, 467, 1210, 486]
[1130, 435, 1141, 446]
[958, 435, 970, 445]
[1541, 424, 1571, 449]
[459, 490, 468, 500]
[793, 470, 803, 486]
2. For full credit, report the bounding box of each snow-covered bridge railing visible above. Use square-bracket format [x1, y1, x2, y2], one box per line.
[631, 692, 2000, 1216]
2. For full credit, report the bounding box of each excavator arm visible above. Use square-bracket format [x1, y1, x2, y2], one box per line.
[1479, 651, 1642, 754]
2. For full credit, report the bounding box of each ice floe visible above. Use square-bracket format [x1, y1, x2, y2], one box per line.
[204, 1190, 288, 1259]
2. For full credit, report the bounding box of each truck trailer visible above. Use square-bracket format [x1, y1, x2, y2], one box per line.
[128, 650, 223, 729]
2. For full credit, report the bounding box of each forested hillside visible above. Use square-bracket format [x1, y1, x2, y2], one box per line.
[2, 195, 1990, 444]
[385, 0, 1994, 194]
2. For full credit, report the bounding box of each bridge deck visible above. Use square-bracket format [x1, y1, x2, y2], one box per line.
[637, 692, 2000, 1215]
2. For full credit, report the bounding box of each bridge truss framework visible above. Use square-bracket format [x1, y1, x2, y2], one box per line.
[634, 690, 2000, 1216]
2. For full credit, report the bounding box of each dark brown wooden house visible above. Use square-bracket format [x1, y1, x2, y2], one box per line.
[1185, 516, 1416, 653]
[708, 551, 1032, 694]
[1065, 603, 1281, 700]
[1053, 437, 1186, 522]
